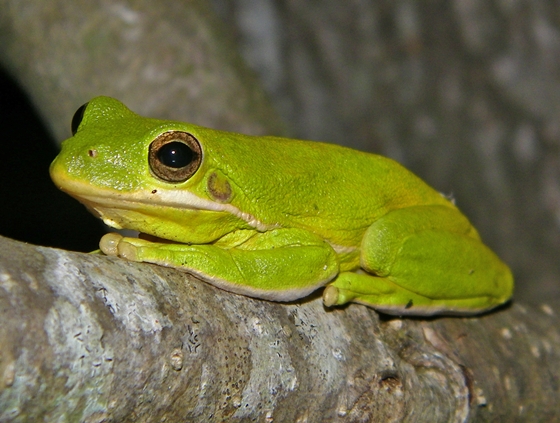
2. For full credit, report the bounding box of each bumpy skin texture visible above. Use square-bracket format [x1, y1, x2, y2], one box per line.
[50, 97, 513, 315]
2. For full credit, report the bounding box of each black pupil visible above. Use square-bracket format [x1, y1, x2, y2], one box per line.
[157, 141, 194, 168]
[71, 103, 88, 135]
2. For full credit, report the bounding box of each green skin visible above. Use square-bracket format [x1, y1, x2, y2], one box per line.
[50, 96, 513, 315]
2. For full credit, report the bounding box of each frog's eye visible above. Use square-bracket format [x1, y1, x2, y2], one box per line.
[149, 131, 202, 183]
[71, 102, 88, 135]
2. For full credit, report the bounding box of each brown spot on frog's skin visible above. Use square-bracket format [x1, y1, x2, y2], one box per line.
[207, 172, 232, 203]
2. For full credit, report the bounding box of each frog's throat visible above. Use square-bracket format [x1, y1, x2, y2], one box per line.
[57, 179, 277, 232]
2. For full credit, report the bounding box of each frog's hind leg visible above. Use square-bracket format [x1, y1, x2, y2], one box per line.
[322, 271, 430, 314]
[323, 206, 514, 315]
[323, 271, 502, 316]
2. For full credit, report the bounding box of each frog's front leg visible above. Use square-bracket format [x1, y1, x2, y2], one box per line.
[323, 205, 513, 315]
[100, 228, 339, 301]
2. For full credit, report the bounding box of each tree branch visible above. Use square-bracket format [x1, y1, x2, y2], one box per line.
[1, 235, 558, 422]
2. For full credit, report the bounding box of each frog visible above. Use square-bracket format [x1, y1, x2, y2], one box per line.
[49, 96, 513, 315]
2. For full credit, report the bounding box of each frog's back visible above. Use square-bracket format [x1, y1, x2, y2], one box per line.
[201, 130, 456, 244]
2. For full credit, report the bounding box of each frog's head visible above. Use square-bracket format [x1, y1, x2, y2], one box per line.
[50, 96, 268, 244]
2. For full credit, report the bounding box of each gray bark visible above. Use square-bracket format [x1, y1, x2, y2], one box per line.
[1, 235, 559, 422]
[1, 0, 560, 421]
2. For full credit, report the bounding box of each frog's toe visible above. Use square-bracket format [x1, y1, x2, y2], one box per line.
[117, 240, 140, 262]
[322, 278, 360, 307]
[99, 232, 124, 256]
[323, 285, 340, 307]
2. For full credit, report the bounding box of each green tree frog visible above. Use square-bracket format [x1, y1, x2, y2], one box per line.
[50, 96, 513, 315]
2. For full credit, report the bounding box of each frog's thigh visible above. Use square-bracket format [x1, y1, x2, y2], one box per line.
[324, 207, 513, 315]
[326, 233, 511, 315]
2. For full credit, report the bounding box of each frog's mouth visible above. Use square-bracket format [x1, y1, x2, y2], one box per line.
[52, 172, 276, 233]
[77, 188, 277, 236]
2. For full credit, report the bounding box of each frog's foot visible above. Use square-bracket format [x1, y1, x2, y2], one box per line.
[323, 271, 427, 313]
[99, 232, 124, 256]
[322, 271, 502, 316]
[99, 232, 149, 261]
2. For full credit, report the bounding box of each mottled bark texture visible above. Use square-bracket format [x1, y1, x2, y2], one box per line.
[1, 0, 560, 421]
[1, 235, 559, 422]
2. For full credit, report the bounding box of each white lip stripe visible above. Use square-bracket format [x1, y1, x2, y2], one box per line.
[60, 179, 361, 251]
[154, 189, 276, 231]
[61, 178, 278, 232]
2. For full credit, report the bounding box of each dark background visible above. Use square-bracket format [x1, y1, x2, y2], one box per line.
[0, 67, 104, 252]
